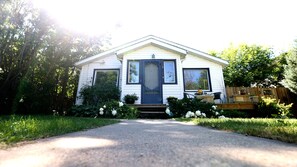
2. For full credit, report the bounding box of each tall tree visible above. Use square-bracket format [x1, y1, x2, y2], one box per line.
[270, 52, 288, 86]
[0, 0, 47, 114]
[0, 0, 110, 114]
[219, 44, 273, 87]
[282, 40, 297, 94]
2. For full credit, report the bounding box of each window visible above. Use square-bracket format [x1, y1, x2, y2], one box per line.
[183, 68, 211, 91]
[164, 61, 176, 83]
[127, 61, 140, 84]
[94, 69, 119, 86]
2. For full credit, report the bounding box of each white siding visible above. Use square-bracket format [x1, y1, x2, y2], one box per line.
[75, 54, 122, 105]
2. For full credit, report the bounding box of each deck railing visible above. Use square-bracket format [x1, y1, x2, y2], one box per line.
[225, 87, 293, 104]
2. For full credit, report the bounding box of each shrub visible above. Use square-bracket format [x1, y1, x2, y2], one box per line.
[13, 79, 55, 115]
[257, 97, 293, 118]
[167, 98, 220, 118]
[70, 105, 98, 117]
[70, 100, 139, 119]
[80, 84, 120, 106]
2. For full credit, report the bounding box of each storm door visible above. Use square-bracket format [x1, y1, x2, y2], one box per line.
[141, 60, 163, 104]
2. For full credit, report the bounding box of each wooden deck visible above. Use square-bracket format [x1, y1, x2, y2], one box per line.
[217, 103, 255, 110]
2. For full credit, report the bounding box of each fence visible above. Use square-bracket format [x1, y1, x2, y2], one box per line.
[225, 87, 293, 104]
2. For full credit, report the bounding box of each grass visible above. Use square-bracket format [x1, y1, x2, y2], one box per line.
[0, 115, 119, 147]
[176, 118, 297, 144]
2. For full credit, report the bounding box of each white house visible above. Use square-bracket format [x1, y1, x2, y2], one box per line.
[75, 35, 228, 105]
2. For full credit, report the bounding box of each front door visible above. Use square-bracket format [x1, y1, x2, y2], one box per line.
[141, 60, 163, 104]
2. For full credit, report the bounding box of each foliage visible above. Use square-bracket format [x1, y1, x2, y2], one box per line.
[80, 84, 120, 106]
[69, 105, 98, 117]
[220, 110, 248, 118]
[167, 98, 220, 118]
[218, 44, 273, 86]
[177, 118, 297, 144]
[97, 100, 139, 119]
[0, 0, 110, 115]
[0, 115, 118, 146]
[70, 100, 139, 119]
[123, 93, 139, 101]
[282, 40, 297, 94]
[270, 52, 288, 86]
[166, 96, 178, 103]
[257, 97, 293, 118]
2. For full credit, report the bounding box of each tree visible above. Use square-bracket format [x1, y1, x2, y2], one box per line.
[282, 40, 297, 94]
[219, 44, 273, 87]
[0, 0, 110, 114]
[270, 52, 288, 86]
[0, 0, 48, 114]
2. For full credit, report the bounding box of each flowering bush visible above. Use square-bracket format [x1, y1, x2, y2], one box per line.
[165, 108, 173, 116]
[167, 98, 224, 118]
[70, 100, 139, 119]
[111, 109, 117, 116]
[185, 111, 195, 118]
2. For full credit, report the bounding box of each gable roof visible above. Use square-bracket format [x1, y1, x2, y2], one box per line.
[75, 35, 228, 67]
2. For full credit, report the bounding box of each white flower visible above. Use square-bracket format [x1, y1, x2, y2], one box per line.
[99, 110, 104, 115]
[165, 108, 170, 115]
[99, 108, 104, 112]
[185, 113, 190, 118]
[19, 98, 24, 103]
[215, 112, 219, 116]
[103, 105, 106, 108]
[53, 110, 58, 116]
[119, 102, 124, 107]
[195, 110, 201, 116]
[201, 113, 206, 117]
[219, 115, 226, 119]
[185, 111, 195, 118]
[212, 105, 217, 110]
[112, 109, 117, 116]
[185, 111, 191, 118]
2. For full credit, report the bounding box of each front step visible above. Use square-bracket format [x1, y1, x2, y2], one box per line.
[132, 104, 168, 118]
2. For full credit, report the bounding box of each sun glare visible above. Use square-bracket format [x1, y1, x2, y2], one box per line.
[29, 0, 297, 52]
[31, 0, 120, 36]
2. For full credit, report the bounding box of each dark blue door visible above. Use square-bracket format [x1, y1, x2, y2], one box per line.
[141, 60, 163, 104]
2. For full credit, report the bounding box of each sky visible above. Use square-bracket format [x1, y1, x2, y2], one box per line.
[32, 0, 297, 54]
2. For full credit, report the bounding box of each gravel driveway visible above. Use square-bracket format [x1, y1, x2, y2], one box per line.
[0, 119, 296, 167]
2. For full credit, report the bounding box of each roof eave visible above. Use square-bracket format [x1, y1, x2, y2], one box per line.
[74, 35, 229, 67]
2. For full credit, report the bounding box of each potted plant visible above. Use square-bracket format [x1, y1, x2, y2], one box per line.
[123, 93, 139, 104]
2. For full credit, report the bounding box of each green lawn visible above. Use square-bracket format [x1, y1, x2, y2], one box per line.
[0, 115, 119, 147]
[177, 118, 297, 144]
